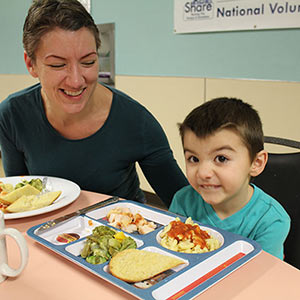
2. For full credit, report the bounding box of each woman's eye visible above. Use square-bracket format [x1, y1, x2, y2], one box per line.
[82, 60, 96, 66]
[216, 155, 228, 163]
[48, 64, 65, 68]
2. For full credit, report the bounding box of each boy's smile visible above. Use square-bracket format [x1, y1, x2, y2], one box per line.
[183, 128, 255, 219]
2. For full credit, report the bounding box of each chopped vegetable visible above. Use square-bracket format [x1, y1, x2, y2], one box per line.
[14, 178, 43, 192]
[80, 225, 137, 264]
[114, 231, 126, 241]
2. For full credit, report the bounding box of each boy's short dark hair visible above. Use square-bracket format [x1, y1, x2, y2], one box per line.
[179, 97, 264, 161]
[23, 0, 100, 62]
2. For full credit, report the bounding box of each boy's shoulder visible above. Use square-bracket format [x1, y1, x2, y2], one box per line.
[252, 184, 290, 221]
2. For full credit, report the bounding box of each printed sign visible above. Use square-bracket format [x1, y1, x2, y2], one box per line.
[174, 0, 300, 33]
[79, 0, 90, 13]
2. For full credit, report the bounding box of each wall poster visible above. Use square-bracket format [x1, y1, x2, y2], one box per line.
[174, 0, 300, 33]
[79, 0, 90, 13]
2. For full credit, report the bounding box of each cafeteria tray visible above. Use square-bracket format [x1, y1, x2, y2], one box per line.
[27, 200, 262, 300]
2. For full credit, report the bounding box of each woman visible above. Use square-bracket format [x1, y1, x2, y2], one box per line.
[0, 0, 188, 206]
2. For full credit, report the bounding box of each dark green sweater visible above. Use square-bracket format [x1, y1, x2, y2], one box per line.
[0, 83, 188, 206]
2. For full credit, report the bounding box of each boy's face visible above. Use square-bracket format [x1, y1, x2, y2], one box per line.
[183, 128, 256, 217]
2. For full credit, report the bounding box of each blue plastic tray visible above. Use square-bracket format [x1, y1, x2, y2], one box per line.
[27, 200, 261, 300]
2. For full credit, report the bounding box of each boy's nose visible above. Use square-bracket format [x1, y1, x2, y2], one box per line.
[196, 162, 213, 179]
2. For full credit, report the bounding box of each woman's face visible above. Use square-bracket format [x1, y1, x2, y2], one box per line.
[25, 27, 99, 115]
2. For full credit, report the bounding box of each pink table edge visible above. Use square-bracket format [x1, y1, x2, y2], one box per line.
[1, 190, 300, 300]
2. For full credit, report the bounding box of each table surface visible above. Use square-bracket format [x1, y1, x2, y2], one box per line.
[1, 190, 300, 300]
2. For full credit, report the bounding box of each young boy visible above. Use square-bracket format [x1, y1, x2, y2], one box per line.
[169, 97, 290, 259]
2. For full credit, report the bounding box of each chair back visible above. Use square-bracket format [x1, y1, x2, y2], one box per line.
[251, 136, 300, 269]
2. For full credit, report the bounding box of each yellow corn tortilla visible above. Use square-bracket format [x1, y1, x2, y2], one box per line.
[6, 191, 62, 213]
[0, 184, 40, 204]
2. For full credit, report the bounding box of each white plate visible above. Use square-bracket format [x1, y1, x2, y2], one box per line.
[1, 175, 81, 219]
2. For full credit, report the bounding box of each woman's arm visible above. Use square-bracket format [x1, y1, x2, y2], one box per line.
[0, 125, 28, 176]
[138, 110, 188, 207]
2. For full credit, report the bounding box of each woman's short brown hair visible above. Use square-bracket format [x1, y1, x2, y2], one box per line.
[23, 0, 101, 61]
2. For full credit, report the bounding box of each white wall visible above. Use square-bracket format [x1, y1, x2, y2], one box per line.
[116, 75, 300, 192]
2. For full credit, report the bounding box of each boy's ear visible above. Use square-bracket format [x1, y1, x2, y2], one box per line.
[24, 51, 38, 78]
[250, 150, 268, 177]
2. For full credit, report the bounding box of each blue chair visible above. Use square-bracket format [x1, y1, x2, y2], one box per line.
[251, 136, 300, 269]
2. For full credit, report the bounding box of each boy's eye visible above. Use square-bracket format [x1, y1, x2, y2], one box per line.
[187, 156, 199, 163]
[215, 155, 228, 163]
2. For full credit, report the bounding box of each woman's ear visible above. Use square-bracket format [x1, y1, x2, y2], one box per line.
[24, 51, 38, 78]
[250, 150, 268, 177]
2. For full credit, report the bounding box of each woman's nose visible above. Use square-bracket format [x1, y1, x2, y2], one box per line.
[66, 65, 84, 87]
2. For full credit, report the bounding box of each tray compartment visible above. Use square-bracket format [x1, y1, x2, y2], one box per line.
[34, 216, 104, 245]
[156, 225, 225, 255]
[86, 201, 174, 234]
[103, 245, 189, 282]
[152, 240, 255, 300]
[65, 234, 144, 257]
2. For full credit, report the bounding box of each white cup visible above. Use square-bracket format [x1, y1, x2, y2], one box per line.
[0, 211, 28, 283]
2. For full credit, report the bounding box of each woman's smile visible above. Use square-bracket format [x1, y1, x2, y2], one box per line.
[62, 88, 86, 97]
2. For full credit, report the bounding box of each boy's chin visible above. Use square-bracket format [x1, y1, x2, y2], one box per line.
[200, 192, 224, 206]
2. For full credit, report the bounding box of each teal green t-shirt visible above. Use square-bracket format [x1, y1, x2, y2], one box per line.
[0, 83, 188, 206]
[169, 184, 290, 259]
